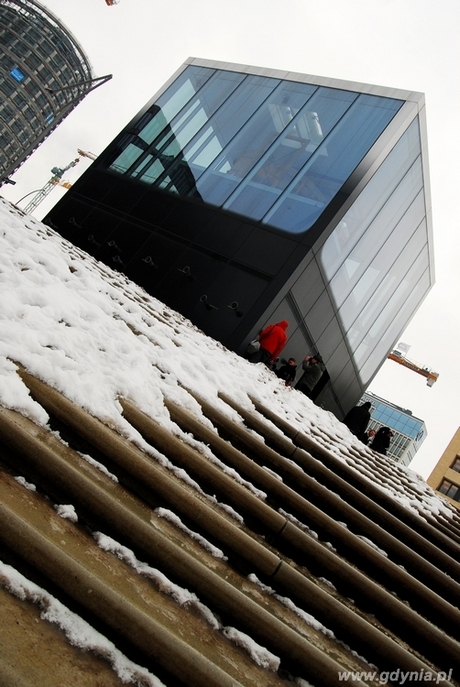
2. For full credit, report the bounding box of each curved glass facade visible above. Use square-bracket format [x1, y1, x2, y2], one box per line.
[108, 64, 402, 237]
[0, 0, 94, 181]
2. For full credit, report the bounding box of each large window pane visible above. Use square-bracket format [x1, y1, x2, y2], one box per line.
[331, 183, 425, 312]
[264, 94, 402, 233]
[160, 67, 213, 120]
[356, 255, 430, 384]
[320, 119, 422, 280]
[110, 138, 147, 174]
[341, 216, 427, 344]
[109, 65, 214, 176]
[144, 70, 246, 188]
[223, 87, 357, 222]
[194, 75, 282, 205]
[161, 71, 244, 156]
[189, 75, 282, 171]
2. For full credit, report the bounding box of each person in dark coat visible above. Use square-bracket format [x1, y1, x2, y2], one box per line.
[361, 428, 376, 446]
[248, 320, 289, 365]
[295, 353, 325, 399]
[276, 358, 297, 386]
[370, 426, 394, 455]
[343, 402, 372, 441]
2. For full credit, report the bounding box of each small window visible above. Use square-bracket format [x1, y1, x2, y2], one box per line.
[10, 66, 26, 83]
[438, 479, 460, 502]
[450, 457, 460, 473]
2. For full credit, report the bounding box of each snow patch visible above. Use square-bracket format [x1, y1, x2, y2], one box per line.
[0, 560, 166, 686]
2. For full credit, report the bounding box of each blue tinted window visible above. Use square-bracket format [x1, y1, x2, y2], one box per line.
[109, 67, 403, 238]
[193, 75, 284, 205]
[188, 75, 283, 171]
[159, 71, 246, 163]
[220, 82, 328, 219]
[263, 93, 402, 233]
[109, 65, 214, 175]
[329, 163, 424, 311]
[10, 66, 25, 82]
[338, 193, 426, 332]
[371, 406, 421, 438]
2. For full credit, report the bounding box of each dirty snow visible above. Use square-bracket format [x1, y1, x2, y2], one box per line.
[0, 560, 166, 687]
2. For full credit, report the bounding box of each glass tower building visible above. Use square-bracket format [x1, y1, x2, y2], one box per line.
[0, 0, 110, 184]
[45, 58, 434, 417]
[361, 392, 427, 466]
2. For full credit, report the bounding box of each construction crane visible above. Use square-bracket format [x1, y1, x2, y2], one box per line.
[21, 150, 97, 215]
[388, 350, 439, 387]
[77, 149, 97, 161]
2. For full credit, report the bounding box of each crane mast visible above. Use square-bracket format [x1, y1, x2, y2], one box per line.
[21, 150, 97, 215]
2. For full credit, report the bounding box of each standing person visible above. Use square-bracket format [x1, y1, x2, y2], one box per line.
[276, 357, 297, 386]
[370, 426, 394, 455]
[247, 320, 289, 365]
[361, 428, 376, 446]
[343, 402, 372, 441]
[295, 353, 325, 399]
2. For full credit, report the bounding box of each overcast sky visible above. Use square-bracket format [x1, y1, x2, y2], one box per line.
[2, 0, 460, 478]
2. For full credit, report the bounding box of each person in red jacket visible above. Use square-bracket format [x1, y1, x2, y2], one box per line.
[248, 320, 289, 365]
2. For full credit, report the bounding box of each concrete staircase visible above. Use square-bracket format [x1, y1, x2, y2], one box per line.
[1, 366, 460, 686]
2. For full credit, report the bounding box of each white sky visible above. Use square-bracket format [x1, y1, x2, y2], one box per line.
[1, 0, 460, 478]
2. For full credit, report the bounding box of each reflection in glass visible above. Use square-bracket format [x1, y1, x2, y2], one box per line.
[321, 120, 422, 281]
[358, 260, 431, 386]
[108, 65, 403, 237]
[264, 94, 402, 233]
[333, 188, 425, 320]
[317, 117, 431, 387]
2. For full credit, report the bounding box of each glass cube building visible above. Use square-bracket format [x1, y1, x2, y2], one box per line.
[0, 0, 106, 183]
[45, 58, 434, 417]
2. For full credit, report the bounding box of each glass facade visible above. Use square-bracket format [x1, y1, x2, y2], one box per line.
[320, 119, 431, 387]
[108, 64, 402, 236]
[45, 59, 434, 418]
[0, 0, 95, 182]
[362, 392, 426, 466]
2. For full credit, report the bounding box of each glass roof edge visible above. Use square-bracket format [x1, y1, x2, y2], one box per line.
[185, 57, 424, 103]
[363, 391, 426, 425]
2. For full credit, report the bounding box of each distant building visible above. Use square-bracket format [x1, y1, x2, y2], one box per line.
[361, 391, 427, 466]
[0, 0, 110, 184]
[45, 57, 434, 417]
[427, 428, 460, 509]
